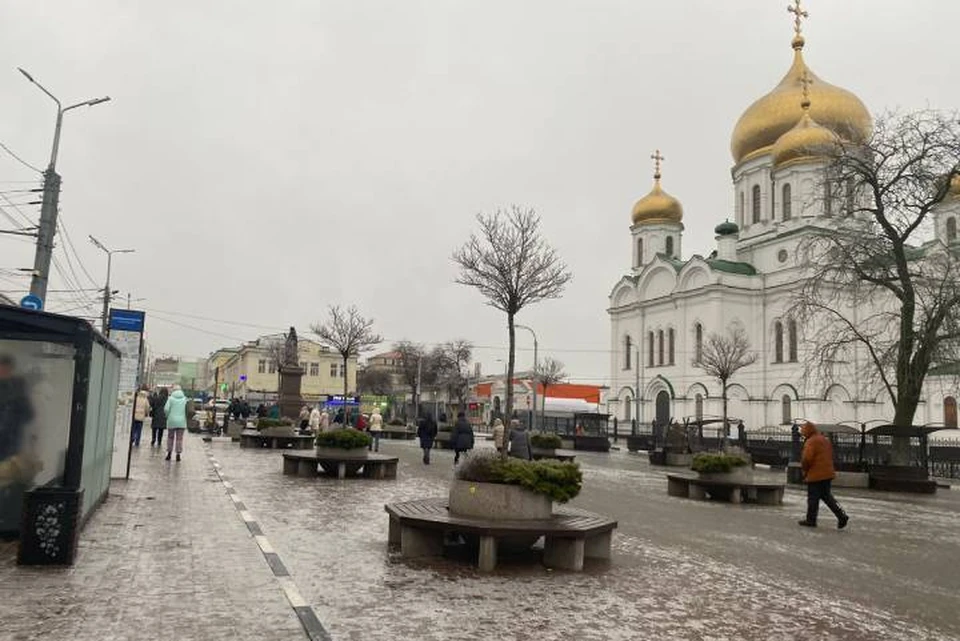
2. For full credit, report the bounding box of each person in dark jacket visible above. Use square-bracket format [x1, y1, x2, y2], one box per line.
[798, 421, 849, 529]
[0, 355, 33, 464]
[149, 387, 169, 447]
[451, 412, 474, 465]
[507, 419, 532, 460]
[417, 413, 438, 464]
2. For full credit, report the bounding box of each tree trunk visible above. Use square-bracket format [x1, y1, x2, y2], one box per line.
[342, 355, 349, 425]
[504, 313, 516, 459]
[890, 386, 922, 466]
[721, 380, 729, 452]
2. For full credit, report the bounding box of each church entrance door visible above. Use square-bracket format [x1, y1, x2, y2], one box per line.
[655, 390, 671, 428]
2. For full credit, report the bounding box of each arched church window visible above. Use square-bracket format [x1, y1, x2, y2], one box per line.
[665, 236, 674, 257]
[947, 217, 957, 243]
[647, 332, 654, 367]
[739, 192, 745, 227]
[782, 395, 792, 425]
[624, 396, 632, 422]
[657, 330, 664, 366]
[946, 396, 958, 428]
[695, 394, 704, 422]
[694, 323, 703, 364]
[844, 177, 856, 215]
[668, 328, 675, 365]
[624, 335, 632, 370]
[637, 238, 643, 265]
[774, 321, 784, 363]
[788, 319, 798, 362]
[782, 183, 792, 220]
[752, 185, 762, 223]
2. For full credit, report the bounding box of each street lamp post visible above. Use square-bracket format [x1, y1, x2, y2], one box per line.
[18, 67, 110, 303]
[515, 324, 538, 432]
[89, 235, 133, 332]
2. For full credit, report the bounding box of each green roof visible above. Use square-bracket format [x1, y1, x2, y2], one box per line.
[705, 259, 758, 276]
[715, 220, 739, 236]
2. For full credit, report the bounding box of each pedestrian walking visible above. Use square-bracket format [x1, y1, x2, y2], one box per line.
[149, 387, 168, 447]
[308, 406, 321, 432]
[298, 406, 311, 430]
[451, 411, 474, 465]
[507, 419, 532, 460]
[417, 412, 438, 464]
[132, 384, 151, 447]
[164, 385, 189, 462]
[368, 408, 383, 452]
[798, 421, 849, 529]
[319, 410, 331, 432]
[356, 412, 368, 431]
[492, 418, 506, 453]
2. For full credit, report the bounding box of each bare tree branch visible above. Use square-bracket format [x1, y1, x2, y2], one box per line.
[694, 327, 757, 435]
[452, 205, 573, 449]
[310, 305, 383, 403]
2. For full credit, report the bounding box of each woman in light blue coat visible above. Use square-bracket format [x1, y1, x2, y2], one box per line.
[164, 385, 189, 462]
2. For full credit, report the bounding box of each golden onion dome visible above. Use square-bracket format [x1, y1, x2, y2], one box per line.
[950, 174, 960, 200]
[631, 177, 684, 226]
[730, 36, 871, 164]
[772, 93, 839, 168]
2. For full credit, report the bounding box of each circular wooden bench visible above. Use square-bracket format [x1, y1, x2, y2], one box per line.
[384, 497, 617, 572]
[282, 451, 398, 479]
[239, 430, 314, 450]
[666, 473, 785, 505]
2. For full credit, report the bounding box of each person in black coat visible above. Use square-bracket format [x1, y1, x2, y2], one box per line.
[451, 411, 474, 465]
[417, 412, 439, 465]
[149, 388, 169, 447]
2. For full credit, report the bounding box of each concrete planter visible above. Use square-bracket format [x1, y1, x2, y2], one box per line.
[530, 447, 557, 459]
[315, 446, 367, 458]
[696, 466, 753, 484]
[448, 479, 552, 520]
[665, 452, 693, 467]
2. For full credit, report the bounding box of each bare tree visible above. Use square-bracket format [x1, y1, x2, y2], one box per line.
[263, 334, 292, 394]
[433, 340, 474, 412]
[356, 366, 393, 396]
[695, 327, 758, 439]
[311, 305, 383, 405]
[792, 110, 960, 461]
[533, 357, 566, 429]
[393, 341, 439, 418]
[452, 205, 572, 447]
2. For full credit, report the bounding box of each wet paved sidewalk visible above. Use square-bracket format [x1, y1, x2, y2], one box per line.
[3, 434, 960, 640]
[0, 436, 306, 641]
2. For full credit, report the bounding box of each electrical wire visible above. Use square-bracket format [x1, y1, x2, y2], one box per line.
[0, 141, 42, 174]
[58, 215, 101, 288]
[0, 193, 34, 228]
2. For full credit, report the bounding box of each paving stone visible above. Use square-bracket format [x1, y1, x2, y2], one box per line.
[0, 439, 306, 641]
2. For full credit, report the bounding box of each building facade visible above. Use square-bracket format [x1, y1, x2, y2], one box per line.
[608, 17, 959, 431]
[207, 334, 357, 403]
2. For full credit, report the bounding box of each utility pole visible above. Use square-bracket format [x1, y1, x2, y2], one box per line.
[414, 354, 422, 419]
[18, 68, 110, 304]
[89, 235, 134, 332]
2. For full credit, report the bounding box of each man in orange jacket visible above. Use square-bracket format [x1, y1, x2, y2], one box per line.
[799, 421, 849, 529]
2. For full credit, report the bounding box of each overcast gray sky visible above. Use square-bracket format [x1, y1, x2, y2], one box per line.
[2, 1, 958, 385]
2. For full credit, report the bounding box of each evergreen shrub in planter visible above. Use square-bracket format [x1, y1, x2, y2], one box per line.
[257, 417, 293, 430]
[315, 428, 372, 450]
[455, 450, 582, 503]
[691, 453, 749, 475]
[530, 432, 563, 450]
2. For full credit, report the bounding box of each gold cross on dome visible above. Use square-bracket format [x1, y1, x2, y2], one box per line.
[651, 149, 665, 180]
[788, 0, 809, 38]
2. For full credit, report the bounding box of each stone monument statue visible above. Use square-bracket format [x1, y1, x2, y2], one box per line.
[278, 327, 305, 420]
[284, 327, 299, 367]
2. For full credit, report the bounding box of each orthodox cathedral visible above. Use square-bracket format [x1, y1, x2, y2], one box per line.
[607, 5, 960, 431]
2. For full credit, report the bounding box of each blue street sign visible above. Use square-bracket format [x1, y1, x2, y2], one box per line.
[19, 294, 43, 311]
[108, 308, 146, 332]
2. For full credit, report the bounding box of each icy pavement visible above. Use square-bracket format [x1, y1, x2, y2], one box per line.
[210, 438, 960, 641]
[3, 435, 959, 641]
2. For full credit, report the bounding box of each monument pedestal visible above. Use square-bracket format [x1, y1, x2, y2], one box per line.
[278, 365, 305, 420]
